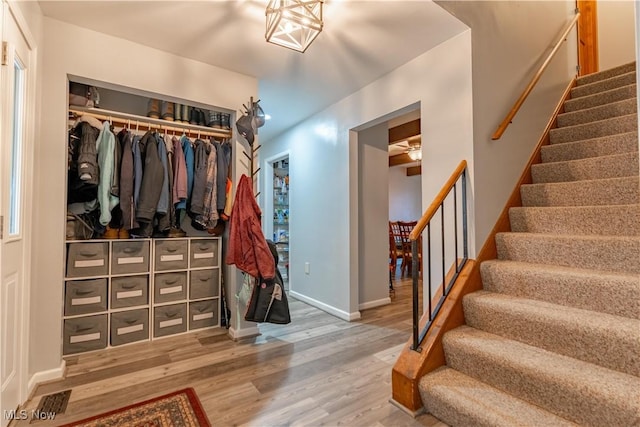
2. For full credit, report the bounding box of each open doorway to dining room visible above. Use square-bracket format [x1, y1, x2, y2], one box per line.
[387, 109, 423, 287]
[355, 104, 422, 313]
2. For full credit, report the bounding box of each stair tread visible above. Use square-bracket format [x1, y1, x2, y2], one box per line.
[557, 98, 637, 127]
[548, 113, 637, 144]
[524, 175, 639, 186]
[495, 232, 640, 274]
[481, 258, 640, 280]
[541, 131, 639, 162]
[536, 151, 639, 167]
[511, 203, 640, 213]
[480, 259, 640, 320]
[509, 204, 640, 236]
[497, 231, 640, 244]
[521, 175, 640, 207]
[564, 83, 636, 112]
[464, 290, 640, 376]
[571, 71, 636, 99]
[576, 62, 636, 86]
[466, 290, 639, 330]
[531, 151, 639, 183]
[445, 326, 640, 390]
[444, 326, 640, 425]
[551, 112, 637, 133]
[420, 367, 577, 427]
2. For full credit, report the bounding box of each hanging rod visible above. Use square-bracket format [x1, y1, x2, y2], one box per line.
[69, 106, 233, 139]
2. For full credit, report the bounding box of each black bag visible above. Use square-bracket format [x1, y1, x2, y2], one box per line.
[244, 240, 291, 324]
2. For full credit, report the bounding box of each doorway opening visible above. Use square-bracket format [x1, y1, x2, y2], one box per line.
[354, 104, 422, 314]
[264, 152, 290, 292]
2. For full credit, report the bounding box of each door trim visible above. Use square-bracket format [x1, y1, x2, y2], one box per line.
[577, 0, 599, 75]
[2, 0, 38, 404]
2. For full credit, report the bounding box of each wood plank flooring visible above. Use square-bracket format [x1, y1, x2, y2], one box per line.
[13, 273, 444, 426]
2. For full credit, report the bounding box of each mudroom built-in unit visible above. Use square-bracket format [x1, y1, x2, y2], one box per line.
[63, 80, 231, 355]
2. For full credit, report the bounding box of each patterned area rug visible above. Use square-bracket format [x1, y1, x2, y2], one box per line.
[60, 388, 210, 427]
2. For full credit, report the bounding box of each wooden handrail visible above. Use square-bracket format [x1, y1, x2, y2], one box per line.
[409, 160, 467, 240]
[492, 12, 580, 140]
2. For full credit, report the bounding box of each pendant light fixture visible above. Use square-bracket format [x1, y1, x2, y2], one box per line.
[266, 0, 324, 53]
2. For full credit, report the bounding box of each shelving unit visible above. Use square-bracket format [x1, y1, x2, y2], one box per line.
[273, 160, 289, 289]
[63, 239, 152, 354]
[62, 237, 221, 355]
[64, 81, 227, 356]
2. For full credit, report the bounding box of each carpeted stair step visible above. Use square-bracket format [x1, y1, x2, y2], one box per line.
[575, 62, 636, 86]
[463, 291, 640, 376]
[570, 71, 636, 99]
[509, 204, 640, 236]
[480, 260, 640, 319]
[419, 367, 577, 427]
[442, 326, 640, 427]
[495, 232, 640, 274]
[563, 84, 637, 113]
[549, 113, 637, 144]
[520, 176, 640, 207]
[557, 98, 637, 127]
[531, 151, 639, 183]
[541, 131, 638, 162]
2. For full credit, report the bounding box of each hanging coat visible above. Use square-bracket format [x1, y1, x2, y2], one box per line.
[225, 174, 275, 280]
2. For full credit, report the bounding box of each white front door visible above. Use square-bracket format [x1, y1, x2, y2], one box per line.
[1, 2, 32, 425]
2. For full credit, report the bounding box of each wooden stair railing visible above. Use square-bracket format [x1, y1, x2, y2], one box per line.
[391, 78, 577, 414]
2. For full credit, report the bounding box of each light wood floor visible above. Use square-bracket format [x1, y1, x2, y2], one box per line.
[14, 273, 444, 427]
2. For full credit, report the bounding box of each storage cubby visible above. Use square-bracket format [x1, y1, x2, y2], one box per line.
[63, 236, 221, 354]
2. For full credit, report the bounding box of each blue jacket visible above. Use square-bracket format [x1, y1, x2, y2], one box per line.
[176, 136, 194, 210]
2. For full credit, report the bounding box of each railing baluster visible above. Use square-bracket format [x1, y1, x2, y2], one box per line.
[427, 223, 431, 320]
[441, 204, 445, 297]
[412, 239, 419, 351]
[462, 169, 468, 260]
[454, 183, 459, 272]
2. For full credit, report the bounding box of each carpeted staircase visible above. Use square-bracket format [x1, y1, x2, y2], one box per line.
[419, 62, 640, 426]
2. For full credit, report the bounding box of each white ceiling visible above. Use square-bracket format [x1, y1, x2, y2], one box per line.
[38, 0, 467, 142]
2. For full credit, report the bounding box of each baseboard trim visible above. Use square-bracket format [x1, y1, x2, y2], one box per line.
[228, 326, 260, 341]
[290, 291, 361, 321]
[389, 397, 425, 418]
[27, 360, 66, 398]
[359, 297, 391, 311]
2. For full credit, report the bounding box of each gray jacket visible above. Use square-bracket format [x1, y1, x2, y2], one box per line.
[135, 131, 165, 222]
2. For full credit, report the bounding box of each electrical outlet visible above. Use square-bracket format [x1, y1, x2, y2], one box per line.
[304, 262, 310, 275]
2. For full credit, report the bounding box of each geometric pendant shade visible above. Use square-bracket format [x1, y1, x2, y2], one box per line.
[266, 0, 324, 53]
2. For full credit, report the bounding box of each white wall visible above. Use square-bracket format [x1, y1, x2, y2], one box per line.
[437, 0, 578, 251]
[30, 17, 257, 378]
[357, 123, 390, 310]
[389, 167, 421, 222]
[599, 0, 636, 70]
[260, 29, 474, 319]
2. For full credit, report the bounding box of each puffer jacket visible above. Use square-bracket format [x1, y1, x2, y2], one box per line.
[76, 121, 99, 185]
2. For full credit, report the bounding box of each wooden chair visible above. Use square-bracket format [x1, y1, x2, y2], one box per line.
[398, 220, 420, 276]
[389, 221, 404, 275]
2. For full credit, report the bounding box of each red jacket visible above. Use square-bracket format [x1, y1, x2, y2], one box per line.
[225, 174, 275, 280]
